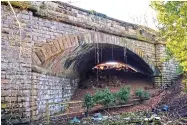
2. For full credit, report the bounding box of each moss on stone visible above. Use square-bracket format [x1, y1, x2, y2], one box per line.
[136, 30, 148, 41]
[2, 1, 31, 9]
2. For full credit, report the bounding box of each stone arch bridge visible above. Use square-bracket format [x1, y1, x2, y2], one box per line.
[1, 1, 178, 123]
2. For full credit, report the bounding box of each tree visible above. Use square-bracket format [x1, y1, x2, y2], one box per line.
[151, 1, 187, 87]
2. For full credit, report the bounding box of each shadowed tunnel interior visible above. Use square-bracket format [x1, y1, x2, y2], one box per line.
[63, 43, 154, 78]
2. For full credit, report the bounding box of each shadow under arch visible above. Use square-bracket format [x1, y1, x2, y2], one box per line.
[38, 43, 160, 79]
[73, 43, 159, 77]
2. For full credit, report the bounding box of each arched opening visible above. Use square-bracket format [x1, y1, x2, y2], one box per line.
[36, 43, 157, 94]
[31, 39, 160, 116]
[69, 43, 155, 76]
[64, 43, 156, 100]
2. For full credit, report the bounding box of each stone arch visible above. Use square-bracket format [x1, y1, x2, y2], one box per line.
[32, 34, 79, 66]
[32, 32, 160, 77]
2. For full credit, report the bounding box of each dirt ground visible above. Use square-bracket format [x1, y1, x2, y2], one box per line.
[71, 71, 154, 100]
[68, 71, 162, 115]
[54, 71, 187, 125]
[158, 75, 187, 118]
[50, 73, 186, 124]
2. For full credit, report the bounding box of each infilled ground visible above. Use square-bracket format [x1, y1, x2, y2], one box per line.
[71, 70, 154, 101]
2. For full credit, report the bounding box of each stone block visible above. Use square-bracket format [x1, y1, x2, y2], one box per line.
[64, 36, 71, 48]
[1, 79, 9, 84]
[53, 40, 61, 53]
[41, 44, 53, 59]
[49, 42, 57, 53]
[34, 49, 45, 63]
[57, 37, 65, 50]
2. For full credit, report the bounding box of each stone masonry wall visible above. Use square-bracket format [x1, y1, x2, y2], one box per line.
[31, 72, 78, 121]
[155, 43, 179, 87]
[1, 4, 33, 123]
[1, 4, 79, 124]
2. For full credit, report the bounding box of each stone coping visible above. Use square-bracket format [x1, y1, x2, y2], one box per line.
[2, 1, 160, 43]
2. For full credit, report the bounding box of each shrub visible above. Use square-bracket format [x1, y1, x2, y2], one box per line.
[135, 89, 150, 101]
[93, 88, 115, 108]
[83, 93, 94, 115]
[115, 86, 131, 104]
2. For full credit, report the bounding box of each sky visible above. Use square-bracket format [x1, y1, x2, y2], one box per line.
[61, 0, 158, 29]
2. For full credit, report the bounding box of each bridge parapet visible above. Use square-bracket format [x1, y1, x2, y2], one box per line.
[2, 1, 157, 43]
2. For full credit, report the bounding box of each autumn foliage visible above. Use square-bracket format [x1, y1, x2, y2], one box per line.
[151, 1, 187, 88]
